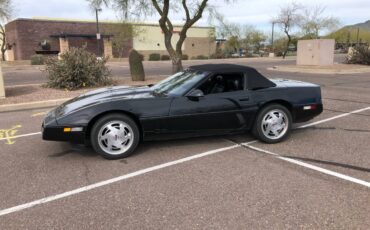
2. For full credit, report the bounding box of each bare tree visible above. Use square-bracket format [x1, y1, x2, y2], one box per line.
[88, 0, 233, 73]
[0, 0, 11, 19]
[274, 2, 302, 59]
[213, 13, 241, 39]
[0, 0, 12, 61]
[299, 5, 340, 39]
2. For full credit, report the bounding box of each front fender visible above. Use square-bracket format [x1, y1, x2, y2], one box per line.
[56, 100, 137, 126]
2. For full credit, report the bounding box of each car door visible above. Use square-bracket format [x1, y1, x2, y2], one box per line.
[165, 72, 255, 135]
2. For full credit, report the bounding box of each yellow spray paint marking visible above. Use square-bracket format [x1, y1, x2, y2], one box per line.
[31, 112, 47, 117]
[0, 125, 22, 145]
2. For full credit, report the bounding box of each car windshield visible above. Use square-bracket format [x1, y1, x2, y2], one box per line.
[151, 70, 207, 96]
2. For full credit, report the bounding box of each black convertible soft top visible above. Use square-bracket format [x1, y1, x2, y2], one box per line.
[188, 64, 276, 89]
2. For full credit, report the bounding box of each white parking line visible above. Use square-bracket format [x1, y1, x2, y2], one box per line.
[0, 105, 369, 216]
[0, 141, 260, 217]
[238, 106, 370, 189]
[299, 106, 370, 128]
[242, 144, 370, 188]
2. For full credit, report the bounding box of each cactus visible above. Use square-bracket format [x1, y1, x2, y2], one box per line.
[129, 49, 145, 81]
[30, 54, 45, 65]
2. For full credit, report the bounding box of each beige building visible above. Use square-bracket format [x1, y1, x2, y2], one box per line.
[5, 18, 216, 61]
[133, 24, 215, 59]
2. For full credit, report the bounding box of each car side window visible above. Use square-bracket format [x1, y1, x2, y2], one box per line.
[197, 73, 245, 95]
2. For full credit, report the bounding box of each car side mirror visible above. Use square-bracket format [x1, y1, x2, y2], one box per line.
[187, 89, 204, 100]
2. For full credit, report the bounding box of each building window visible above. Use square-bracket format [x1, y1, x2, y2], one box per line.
[157, 43, 160, 46]
[192, 43, 195, 47]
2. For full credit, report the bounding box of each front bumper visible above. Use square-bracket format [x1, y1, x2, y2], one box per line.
[42, 122, 86, 144]
[42, 108, 86, 144]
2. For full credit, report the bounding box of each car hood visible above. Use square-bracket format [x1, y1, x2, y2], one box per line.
[55, 86, 153, 117]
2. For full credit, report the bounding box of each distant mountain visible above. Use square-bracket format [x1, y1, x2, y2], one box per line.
[326, 20, 370, 43]
[351, 20, 370, 30]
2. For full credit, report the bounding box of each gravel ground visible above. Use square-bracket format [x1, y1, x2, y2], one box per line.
[0, 76, 166, 105]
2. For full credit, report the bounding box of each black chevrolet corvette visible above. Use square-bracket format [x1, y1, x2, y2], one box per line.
[42, 64, 323, 159]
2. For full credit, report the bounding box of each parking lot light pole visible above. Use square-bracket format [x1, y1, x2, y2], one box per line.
[271, 21, 276, 51]
[95, 8, 102, 57]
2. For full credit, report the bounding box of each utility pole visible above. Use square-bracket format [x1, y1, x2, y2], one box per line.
[271, 22, 276, 51]
[356, 27, 360, 45]
[95, 8, 102, 57]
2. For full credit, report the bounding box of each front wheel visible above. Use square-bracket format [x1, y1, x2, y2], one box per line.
[252, 104, 292, 143]
[91, 114, 140, 159]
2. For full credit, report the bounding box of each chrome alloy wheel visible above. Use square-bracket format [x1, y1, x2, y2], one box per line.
[98, 120, 134, 155]
[261, 109, 288, 140]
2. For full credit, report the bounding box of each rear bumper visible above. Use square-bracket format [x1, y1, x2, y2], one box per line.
[292, 103, 323, 123]
[42, 123, 86, 144]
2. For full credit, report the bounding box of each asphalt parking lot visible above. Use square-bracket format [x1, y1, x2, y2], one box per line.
[3, 57, 296, 86]
[1, 65, 370, 229]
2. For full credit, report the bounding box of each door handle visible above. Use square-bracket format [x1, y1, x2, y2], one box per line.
[239, 97, 249, 101]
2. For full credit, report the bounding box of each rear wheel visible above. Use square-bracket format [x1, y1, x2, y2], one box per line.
[252, 104, 292, 143]
[91, 114, 140, 159]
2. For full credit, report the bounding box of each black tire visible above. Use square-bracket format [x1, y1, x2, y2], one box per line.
[90, 113, 140, 159]
[252, 104, 292, 143]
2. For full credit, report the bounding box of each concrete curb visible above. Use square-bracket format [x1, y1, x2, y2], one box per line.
[268, 65, 370, 75]
[0, 98, 71, 113]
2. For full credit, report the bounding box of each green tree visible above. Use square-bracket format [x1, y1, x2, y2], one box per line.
[299, 5, 340, 39]
[213, 15, 244, 56]
[88, 0, 234, 73]
[103, 22, 137, 58]
[242, 25, 267, 53]
[224, 36, 240, 55]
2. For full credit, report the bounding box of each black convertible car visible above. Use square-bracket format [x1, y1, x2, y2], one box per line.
[42, 64, 323, 159]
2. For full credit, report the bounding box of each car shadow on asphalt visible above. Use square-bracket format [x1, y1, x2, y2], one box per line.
[46, 133, 255, 159]
[48, 143, 96, 158]
[281, 155, 370, 173]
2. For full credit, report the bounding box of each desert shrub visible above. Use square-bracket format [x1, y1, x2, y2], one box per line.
[30, 54, 45, 65]
[346, 45, 370, 65]
[198, 55, 209, 60]
[191, 55, 208, 60]
[275, 51, 283, 57]
[209, 53, 223, 59]
[44, 47, 112, 90]
[181, 54, 189, 60]
[129, 49, 145, 81]
[212, 48, 226, 59]
[149, 53, 161, 61]
[161, 54, 170, 60]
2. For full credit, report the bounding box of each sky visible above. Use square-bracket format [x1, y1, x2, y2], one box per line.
[11, 0, 370, 35]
